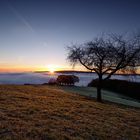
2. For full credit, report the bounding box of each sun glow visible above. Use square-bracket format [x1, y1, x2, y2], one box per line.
[47, 64, 61, 74]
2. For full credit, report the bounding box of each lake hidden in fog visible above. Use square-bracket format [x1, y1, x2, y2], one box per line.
[0, 72, 140, 86]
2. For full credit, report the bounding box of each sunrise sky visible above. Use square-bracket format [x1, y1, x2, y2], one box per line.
[0, 0, 140, 72]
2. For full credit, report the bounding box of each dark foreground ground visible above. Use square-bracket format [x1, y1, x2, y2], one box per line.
[0, 85, 140, 140]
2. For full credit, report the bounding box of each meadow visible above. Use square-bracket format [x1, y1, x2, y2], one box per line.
[0, 85, 140, 140]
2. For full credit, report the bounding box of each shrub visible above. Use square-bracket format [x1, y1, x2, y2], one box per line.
[56, 75, 79, 86]
[88, 79, 140, 100]
[48, 78, 57, 85]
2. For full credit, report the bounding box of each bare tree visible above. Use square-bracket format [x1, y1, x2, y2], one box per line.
[67, 33, 140, 102]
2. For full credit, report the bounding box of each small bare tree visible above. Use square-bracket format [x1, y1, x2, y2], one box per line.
[67, 34, 140, 102]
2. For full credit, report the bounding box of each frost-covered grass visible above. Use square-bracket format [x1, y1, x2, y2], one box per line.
[61, 86, 140, 108]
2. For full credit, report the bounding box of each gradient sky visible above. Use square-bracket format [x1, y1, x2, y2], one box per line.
[0, 0, 140, 72]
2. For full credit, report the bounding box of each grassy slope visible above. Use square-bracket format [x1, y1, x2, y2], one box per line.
[0, 85, 140, 140]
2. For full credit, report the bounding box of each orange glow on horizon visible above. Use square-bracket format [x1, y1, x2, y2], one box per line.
[0, 64, 73, 72]
[0, 64, 140, 74]
[46, 64, 62, 73]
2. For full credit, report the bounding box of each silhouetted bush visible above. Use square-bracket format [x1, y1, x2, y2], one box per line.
[57, 75, 79, 86]
[42, 83, 48, 85]
[48, 78, 57, 85]
[24, 83, 33, 85]
[88, 79, 140, 100]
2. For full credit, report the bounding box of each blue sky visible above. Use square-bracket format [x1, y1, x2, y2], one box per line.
[0, 0, 140, 71]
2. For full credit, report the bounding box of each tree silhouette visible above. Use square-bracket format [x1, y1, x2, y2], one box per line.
[67, 33, 140, 102]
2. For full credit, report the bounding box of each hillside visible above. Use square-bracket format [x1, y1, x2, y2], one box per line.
[0, 85, 140, 140]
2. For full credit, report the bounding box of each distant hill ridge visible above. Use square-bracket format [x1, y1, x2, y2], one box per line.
[34, 70, 140, 76]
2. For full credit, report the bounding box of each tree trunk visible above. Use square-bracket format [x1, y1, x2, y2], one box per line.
[97, 75, 102, 102]
[97, 85, 102, 102]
